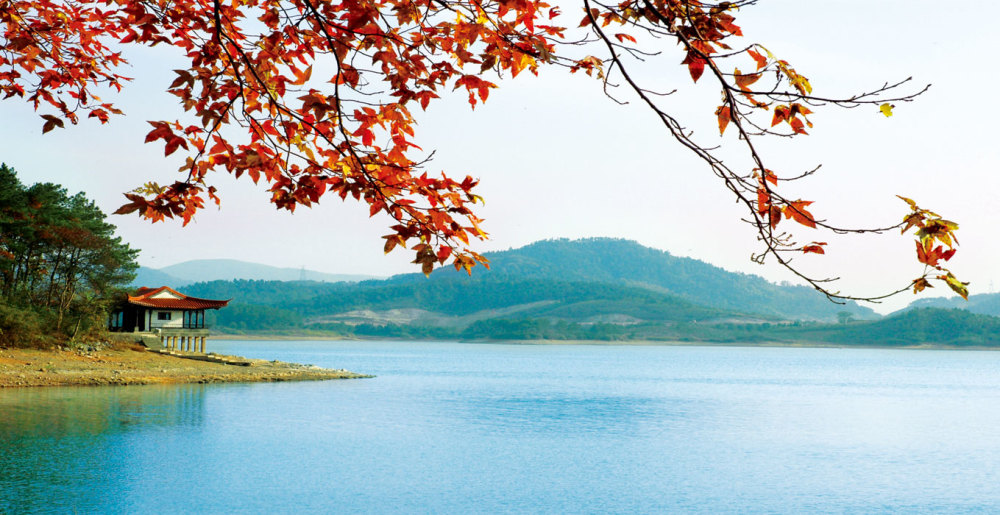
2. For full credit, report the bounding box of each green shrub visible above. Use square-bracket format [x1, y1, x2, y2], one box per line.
[0, 304, 54, 348]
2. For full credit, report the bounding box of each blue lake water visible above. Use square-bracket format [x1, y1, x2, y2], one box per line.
[4, 341, 1000, 513]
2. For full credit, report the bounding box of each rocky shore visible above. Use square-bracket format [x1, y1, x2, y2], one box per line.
[0, 344, 370, 388]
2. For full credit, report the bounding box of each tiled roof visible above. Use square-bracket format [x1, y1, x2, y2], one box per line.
[127, 286, 230, 310]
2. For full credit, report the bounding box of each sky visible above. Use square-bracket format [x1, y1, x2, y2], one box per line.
[2, 0, 998, 314]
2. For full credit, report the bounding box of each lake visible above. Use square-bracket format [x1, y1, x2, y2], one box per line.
[3, 340, 1000, 513]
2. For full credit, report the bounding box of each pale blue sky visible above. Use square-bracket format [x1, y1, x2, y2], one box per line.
[1, 1, 997, 313]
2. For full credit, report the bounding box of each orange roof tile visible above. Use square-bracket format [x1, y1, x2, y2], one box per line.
[127, 286, 230, 310]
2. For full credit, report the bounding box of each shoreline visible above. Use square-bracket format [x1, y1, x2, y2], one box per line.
[0, 345, 371, 389]
[213, 333, 1000, 351]
[5, 337, 991, 389]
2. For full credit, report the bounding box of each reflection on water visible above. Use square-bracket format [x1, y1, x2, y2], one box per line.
[0, 385, 208, 513]
[0, 385, 207, 438]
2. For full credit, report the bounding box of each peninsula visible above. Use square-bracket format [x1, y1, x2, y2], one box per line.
[0, 342, 369, 388]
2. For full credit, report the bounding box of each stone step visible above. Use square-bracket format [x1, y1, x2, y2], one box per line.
[148, 349, 252, 366]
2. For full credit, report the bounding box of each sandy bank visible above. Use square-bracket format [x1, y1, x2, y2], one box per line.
[0, 345, 370, 388]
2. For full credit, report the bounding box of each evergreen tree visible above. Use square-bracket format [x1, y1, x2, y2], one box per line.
[0, 163, 139, 346]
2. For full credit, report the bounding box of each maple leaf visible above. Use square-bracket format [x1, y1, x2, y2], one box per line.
[716, 105, 731, 135]
[783, 200, 816, 228]
[771, 105, 789, 127]
[163, 136, 188, 156]
[938, 273, 970, 300]
[802, 242, 826, 254]
[897, 195, 919, 210]
[769, 205, 782, 229]
[900, 212, 924, 234]
[756, 186, 770, 215]
[682, 52, 706, 82]
[917, 219, 960, 248]
[734, 69, 760, 91]
[40, 114, 64, 134]
[916, 240, 955, 267]
[747, 48, 767, 70]
[12, 0, 946, 294]
[912, 277, 932, 294]
[383, 234, 404, 254]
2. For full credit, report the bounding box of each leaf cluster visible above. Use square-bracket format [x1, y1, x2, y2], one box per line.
[3, 0, 962, 300]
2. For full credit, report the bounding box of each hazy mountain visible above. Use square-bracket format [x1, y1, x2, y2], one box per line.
[895, 293, 1000, 318]
[132, 267, 190, 288]
[133, 259, 379, 287]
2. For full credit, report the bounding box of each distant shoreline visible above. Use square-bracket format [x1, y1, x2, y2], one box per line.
[210, 333, 1000, 351]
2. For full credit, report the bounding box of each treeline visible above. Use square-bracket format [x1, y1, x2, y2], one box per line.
[209, 305, 1000, 347]
[287, 319, 633, 341]
[184, 277, 734, 327]
[0, 164, 138, 346]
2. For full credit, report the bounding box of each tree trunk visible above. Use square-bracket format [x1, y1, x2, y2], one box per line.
[70, 316, 82, 342]
[56, 249, 81, 333]
[45, 246, 65, 307]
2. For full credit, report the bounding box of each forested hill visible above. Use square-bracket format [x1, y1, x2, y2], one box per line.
[382, 238, 878, 321]
[763, 308, 1000, 347]
[183, 238, 876, 325]
[895, 293, 1000, 318]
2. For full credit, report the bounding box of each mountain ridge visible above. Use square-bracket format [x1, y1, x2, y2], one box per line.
[892, 293, 1000, 318]
[373, 238, 878, 321]
[133, 259, 379, 287]
[182, 238, 879, 326]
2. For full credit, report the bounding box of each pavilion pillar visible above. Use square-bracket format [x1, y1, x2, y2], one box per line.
[171, 336, 177, 350]
[199, 337, 205, 353]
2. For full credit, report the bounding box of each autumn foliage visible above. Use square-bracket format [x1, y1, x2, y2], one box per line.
[1, 0, 965, 299]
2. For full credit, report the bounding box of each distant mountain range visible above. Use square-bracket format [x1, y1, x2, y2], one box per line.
[893, 293, 1000, 318]
[174, 238, 885, 330]
[133, 259, 379, 287]
[136, 238, 1000, 346]
[156, 238, 998, 345]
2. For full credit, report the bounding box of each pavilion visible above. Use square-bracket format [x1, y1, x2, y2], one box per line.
[109, 286, 230, 352]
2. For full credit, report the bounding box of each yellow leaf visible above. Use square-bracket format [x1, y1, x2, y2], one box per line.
[880, 103, 894, 117]
[939, 273, 969, 300]
[791, 75, 812, 95]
